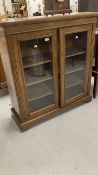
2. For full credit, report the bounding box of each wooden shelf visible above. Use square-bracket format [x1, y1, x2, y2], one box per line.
[66, 47, 86, 58]
[24, 71, 53, 86]
[65, 63, 84, 74]
[23, 56, 52, 69]
[65, 84, 84, 100]
[28, 92, 54, 102]
[29, 94, 54, 113]
[66, 74, 83, 89]
[66, 80, 83, 89]
[27, 79, 54, 102]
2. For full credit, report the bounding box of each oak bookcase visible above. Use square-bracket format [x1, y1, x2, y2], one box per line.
[0, 12, 98, 131]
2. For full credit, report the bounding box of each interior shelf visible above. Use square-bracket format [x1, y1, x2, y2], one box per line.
[23, 56, 52, 69]
[29, 94, 54, 113]
[66, 47, 86, 58]
[65, 84, 84, 100]
[24, 71, 53, 86]
[26, 79, 54, 102]
[65, 62, 84, 74]
[65, 74, 84, 89]
[28, 92, 53, 102]
[66, 80, 83, 89]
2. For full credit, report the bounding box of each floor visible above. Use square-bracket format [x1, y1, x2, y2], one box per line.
[0, 85, 98, 175]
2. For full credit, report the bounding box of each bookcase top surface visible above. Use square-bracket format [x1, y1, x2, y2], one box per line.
[0, 12, 98, 27]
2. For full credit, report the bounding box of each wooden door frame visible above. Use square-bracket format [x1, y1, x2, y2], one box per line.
[11, 29, 59, 120]
[59, 24, 93, 107]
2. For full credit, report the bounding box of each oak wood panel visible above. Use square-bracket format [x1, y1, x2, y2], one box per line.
[0, 13, 97, 35]
[0, 28, 20, 118]
[1, 18, 96, 36]
[0, 12, 98, 27]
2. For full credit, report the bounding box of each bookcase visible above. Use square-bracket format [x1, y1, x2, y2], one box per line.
[0, 12, 97, 131]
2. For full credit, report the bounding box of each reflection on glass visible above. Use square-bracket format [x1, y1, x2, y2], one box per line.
[19, 37, 55, 113]
[65, 32, 87, 100]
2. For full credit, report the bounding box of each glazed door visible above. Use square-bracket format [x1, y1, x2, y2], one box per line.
[17, 30, 59, 117]
[60, 25, 92, 106]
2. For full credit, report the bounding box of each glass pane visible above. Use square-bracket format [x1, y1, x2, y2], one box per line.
[65, 32, 87, 101]
[19, 37, 55, 113]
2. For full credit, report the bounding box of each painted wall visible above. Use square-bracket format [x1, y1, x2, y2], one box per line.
[70, 0, 78, 12]
[70, 0, 77, 4]
[26, 0, 44, 16]
[0, 0, 4, 15]
[5, 0, 12, 12]
[0, 0, 12, 15]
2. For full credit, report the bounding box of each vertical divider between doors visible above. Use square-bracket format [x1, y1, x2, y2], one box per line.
[52, 29, 59, 107]
[59, 28, 65, 107]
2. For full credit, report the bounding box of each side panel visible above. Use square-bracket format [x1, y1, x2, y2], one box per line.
[0, 27, 20, 119]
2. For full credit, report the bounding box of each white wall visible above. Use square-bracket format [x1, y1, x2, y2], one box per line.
[0, 0, 4, 15]
[26, 0, 44, 16]
[70, 0, 78, 12]
[0, 0, 12, 15]
[70, 0, 78, 4]
[5, 0, 12, 12]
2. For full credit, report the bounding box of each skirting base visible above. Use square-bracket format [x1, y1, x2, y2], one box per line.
[11, 95, 92, 132]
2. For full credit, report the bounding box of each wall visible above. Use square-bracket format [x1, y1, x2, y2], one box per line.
[70, 0, 78, 12]
[26, 0, 44, 16]
[5, 0, 12, 12]
[70, 0, 77, 4]
[0, 0, 4, 15]
[0, 0, 12, 15]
